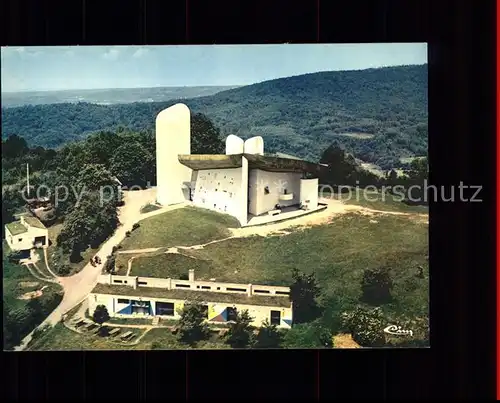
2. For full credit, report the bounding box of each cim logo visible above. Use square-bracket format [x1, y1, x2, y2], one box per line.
[383, 325, 414, 337]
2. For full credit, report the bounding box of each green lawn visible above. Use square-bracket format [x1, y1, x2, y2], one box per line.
[186, 212, 429, 321]
[3, 241, 64, 350]
[27, 323, 144, 351]
[130, 252, 213, 278]
[28, 323, 230, 350]
[321, 190, 429, 214]
[119, 206, 240, 250]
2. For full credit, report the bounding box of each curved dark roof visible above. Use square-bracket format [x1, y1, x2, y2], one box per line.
[178, 153, 323, 174]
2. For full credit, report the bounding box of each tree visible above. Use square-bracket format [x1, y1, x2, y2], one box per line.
[341, 306, 385, 347]
[386, 169, 398, 185]
[225, 309, 255, 348]
[109, 141, 154, 187]
[93, 305, 110, 329]
[282, 320, 333, 348]
[191, 113, 225, 154]
[83, 131, 123, 167]
[2, 186, 25, 229]
[404, 157, 428, 182]
[360, 267, 394, 305]
[289, 269, 322, 324]
[76, 164, 117, 192]
[2, 134, 28, 159]
[56, 191, 119, 260]
[254, 319, 283, 349]
[177, 301, 210, 345]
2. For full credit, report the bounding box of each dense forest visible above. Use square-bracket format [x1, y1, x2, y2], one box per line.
[2, 65, 428, 170]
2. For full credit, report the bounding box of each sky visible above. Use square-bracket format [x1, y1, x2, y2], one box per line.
[1, 43, 427, 93]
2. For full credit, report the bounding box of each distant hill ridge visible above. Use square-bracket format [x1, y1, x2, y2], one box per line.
[1, 64, 427, 168]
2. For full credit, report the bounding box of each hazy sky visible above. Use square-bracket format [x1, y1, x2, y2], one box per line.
[1, 43, 427, 93]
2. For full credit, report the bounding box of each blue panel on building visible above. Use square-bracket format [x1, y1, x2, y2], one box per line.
[117, 304, 132, 315]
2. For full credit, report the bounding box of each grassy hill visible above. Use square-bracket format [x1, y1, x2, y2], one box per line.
[2, 65, 427, 169]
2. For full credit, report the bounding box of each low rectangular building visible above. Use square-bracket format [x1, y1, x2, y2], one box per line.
[5, 215, 49, 253]
[88, 275, 293, 329]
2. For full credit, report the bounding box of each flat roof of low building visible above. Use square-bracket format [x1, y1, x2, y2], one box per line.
[91, 283, 291, 308]
[5, 221, 28, 235]
[24, 216, 47, 229]
[178, 153, 323, 174]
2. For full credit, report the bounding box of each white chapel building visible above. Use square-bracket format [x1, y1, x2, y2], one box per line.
[155, 103, 325, 226]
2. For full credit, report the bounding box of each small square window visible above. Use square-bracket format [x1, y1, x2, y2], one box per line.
[18, 238, 23, 242]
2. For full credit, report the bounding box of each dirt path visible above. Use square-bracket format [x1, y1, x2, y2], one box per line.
[230, 199, 428, 238]
[15, 188, 186, 351]
[32, 262, 57, 282]
[43, 247, 60, 278]
[119, 248, 162, 254]
[23, 263, 55, 283]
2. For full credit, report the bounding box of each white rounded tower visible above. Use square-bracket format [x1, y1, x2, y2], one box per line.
[155, 103, 192, 205]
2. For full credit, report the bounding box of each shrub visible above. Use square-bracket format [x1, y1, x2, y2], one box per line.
[132, 223, 140, 231]
[57, 264, 71, 276]
[104, 255, 116, 273]
[177, 301, 211, 345]
[282, 320, 333, 348]
[112, 246, 118, 254]
[125, 231, 131, 237]
[360, 267, 393, 305]
[93, 305, 110, 326]
[98, 326, 110, 337]
[151, 341, 163, 350]
[31, 323, 51, 340]
[341, 306, 386, 347]
[225, 310, 256, 349]
[254, 319, 283, 348]
[7, 250, 24, 263]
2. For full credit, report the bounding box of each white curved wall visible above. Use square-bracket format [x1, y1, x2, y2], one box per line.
[248, 169, 301, 216]
[299, 178, 319, 209]
[244, 136, 264, 155]
[192, 157, 248, 225]
[155, 104, 192, 205]
[225, 134, 244, 155]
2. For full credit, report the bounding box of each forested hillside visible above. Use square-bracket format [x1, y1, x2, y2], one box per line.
[2, 65, 427, 169]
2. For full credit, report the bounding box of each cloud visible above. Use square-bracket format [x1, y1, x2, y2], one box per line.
[15, 47, 25, 54]
[65, 49, 75, 57]
[102, 48, 121, 61]
[132, 48, 150, 58]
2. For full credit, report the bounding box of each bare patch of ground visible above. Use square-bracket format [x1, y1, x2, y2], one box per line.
[333, 333, 361, 348]
[19, 281, 40, 288]
[18, 285, 48, 300]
